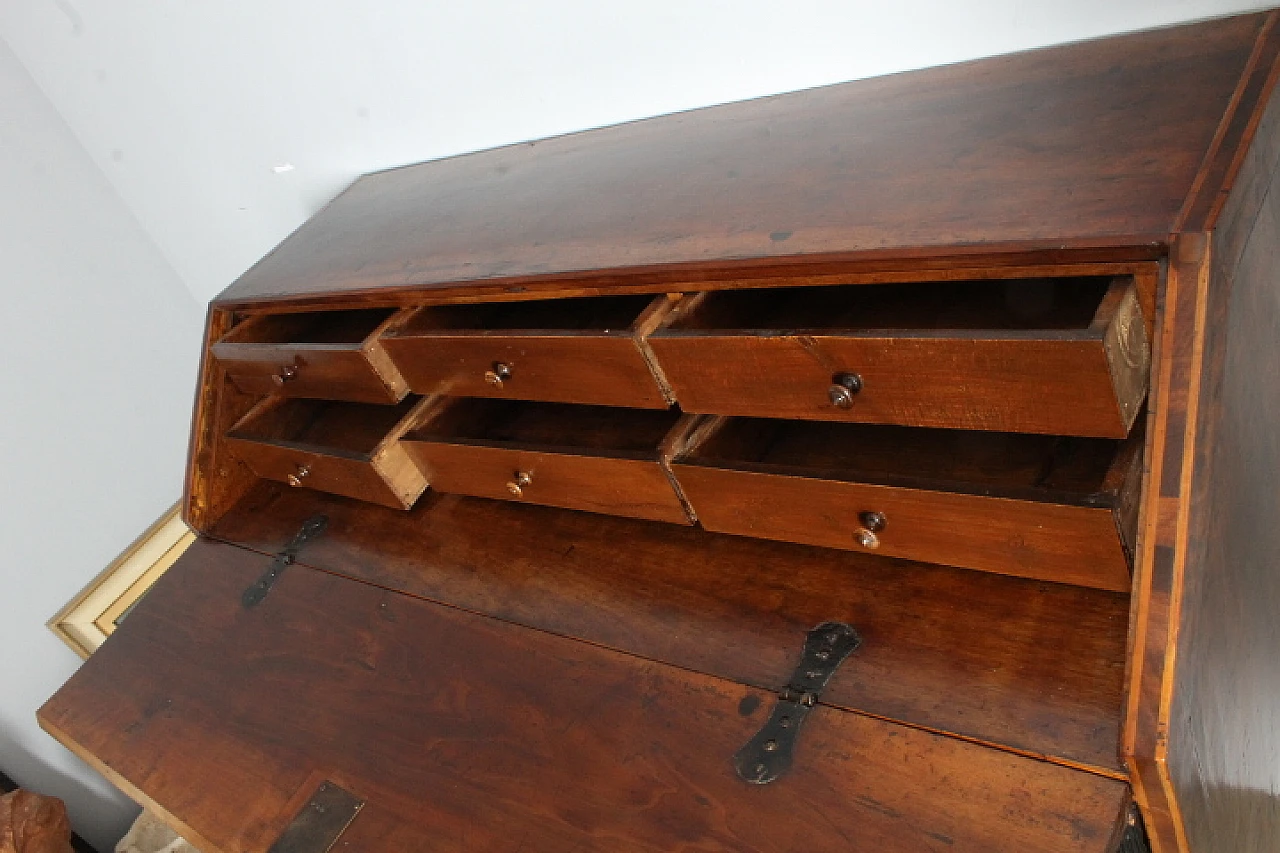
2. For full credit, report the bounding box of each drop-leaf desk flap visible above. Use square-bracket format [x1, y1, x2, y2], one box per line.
[39, 536, 1129, 853]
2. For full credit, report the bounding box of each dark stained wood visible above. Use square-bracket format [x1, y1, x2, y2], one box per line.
[648, 277, 1149, 437]
[380, 294, 674, 408]
[225, 395, 433, 509]
[212, 481, 1130, 774]
[402, 399, 692, 523]
[214, 15, 1265, 308]
[40, 538, 1131, 853]
[212, 308, 410, 404]
[1178, 13, 1280, 232]
[671, 417, 1137, 591]
[1164, 79, 1280, 853]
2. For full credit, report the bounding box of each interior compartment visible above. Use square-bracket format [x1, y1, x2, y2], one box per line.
[660, 277, 1115, 332]
[679, 417, 1131, 503]
[229, 396, 424, 459]
[406, 398, 684, 456]
[221, 308, 397, 345]
[388, 294, 655, 333]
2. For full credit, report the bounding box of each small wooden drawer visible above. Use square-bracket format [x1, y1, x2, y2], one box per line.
[212, 308, 411, 403]
[670, 416, 1143, 591]
[647, 276, 1150, 438]
[402, 398, 694, 524]
[226, 395, 433, 509]
[380, 294, 676, 408]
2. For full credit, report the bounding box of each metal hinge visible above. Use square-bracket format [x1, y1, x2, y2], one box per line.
[267, 781, 363, 853]
[242, 515, 328, 608]
[734, 621, 861, 785]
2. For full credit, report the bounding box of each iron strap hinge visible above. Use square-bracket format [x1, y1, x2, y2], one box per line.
[733, 621, 861, 785]
[242, 515, 329, 608]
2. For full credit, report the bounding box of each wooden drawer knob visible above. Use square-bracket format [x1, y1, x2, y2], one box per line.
[506, 471, 533, 497]
[272, 363, 300, 386]
[484, 361, 514, 388]
[287, 465, 311, 488]
[828, 372, 863, 408]
[854, 510, 885, 549]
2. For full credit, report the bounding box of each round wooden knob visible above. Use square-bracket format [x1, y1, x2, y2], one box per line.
[484, 361, 513, 387]
[506, 470, 533, 497]
[286, 465, 311, 487]
[854, 528, 880, 549]
[272, 364, 299, 386]
[828, 372, 863, 408]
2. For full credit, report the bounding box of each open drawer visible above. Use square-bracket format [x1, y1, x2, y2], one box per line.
[401, 398, 693, 524]
[380, 294, 676, 408]
[212, 308, 412, 403]
[646, 276, 1150, 438]
[670, 416, 1143, 591]
[40, 537, 1132, 853]
[226, 395, 433, 509]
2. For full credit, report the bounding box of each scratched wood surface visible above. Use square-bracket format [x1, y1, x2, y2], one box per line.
[211, 481, 1130, 774]
[215, 14, 1268, 308]
[40, 538, 1130, 853]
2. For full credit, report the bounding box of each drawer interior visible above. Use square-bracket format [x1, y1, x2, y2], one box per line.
[388, 294, 657, 334]
[221, 308, 398, 346]
[661, 277, 1115, 333]
[679, 417, 1133, 503]
[229, 396, 424, 460]
[406, 398, 684, 456]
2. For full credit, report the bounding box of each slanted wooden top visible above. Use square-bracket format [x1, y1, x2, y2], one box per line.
[217, 11, 1280, 308]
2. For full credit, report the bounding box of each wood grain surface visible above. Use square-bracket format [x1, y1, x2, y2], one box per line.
[40, 538, 1130, 853]
[673, 464, 1133, 591]
[211, 481, 1130, 774]
[212, 308, 410, 404]
[214, 14, 1268, 307]
[1163, 54, 1280, 852]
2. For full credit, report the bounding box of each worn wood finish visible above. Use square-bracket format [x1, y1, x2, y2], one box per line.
[40, 538, 1130, 853]
[184, 308, 261, 533]
[225, 396, 432, 509]
[1163, 71, 1280, 853]
[671, 417, 1137, 591]
[214, 16, 1267, 308]
[212, 308, 410, 404]
[381, 294, 673, 408]
[675, 465, 1131, 592]
[649, 277, 1149, 437]
[402, 399, 691, 523]
[212, 481, 1130, 774]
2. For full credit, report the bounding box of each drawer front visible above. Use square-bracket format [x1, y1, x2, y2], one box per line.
[382, 335, 670, 408]
[673, 465, 1131, 591]
[214, 344, 408, 404]
[226, 436, 426, 510]
[406, 441, 691, 524]
[649, 335, 1143, 438]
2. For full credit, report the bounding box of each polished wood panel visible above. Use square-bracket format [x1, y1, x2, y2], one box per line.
[381, 294, 674, 408]
[649, 278, 1149, 437]
[213, 15, 1265, 308]
[212, 481, 1129, 774]
[1165, 78, 1280, 852]
[225, 396, 432, 509]
[212, 308, 410, 404]
[402, 399, 691, 523]
[671, 417, 1137, 591]
[40, 539, 1130, 853]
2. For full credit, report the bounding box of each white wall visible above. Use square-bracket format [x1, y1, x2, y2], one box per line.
[0, 1, 1264, 305]
[0, 41, 204, 852]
